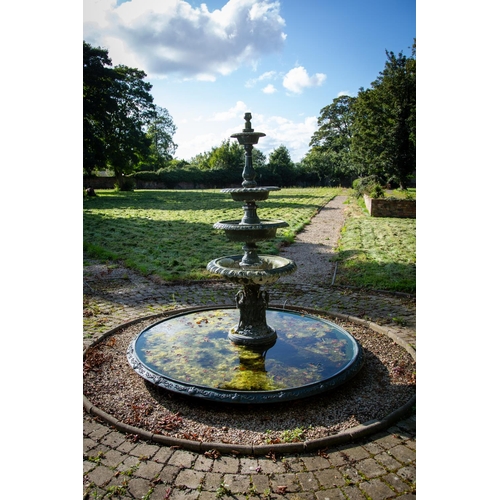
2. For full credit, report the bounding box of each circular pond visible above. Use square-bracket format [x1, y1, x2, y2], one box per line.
[127, 307, 363, 404]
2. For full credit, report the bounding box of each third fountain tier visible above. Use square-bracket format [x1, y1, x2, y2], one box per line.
[206, 112, 297, 346]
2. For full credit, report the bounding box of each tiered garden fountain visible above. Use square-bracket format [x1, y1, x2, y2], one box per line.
[127, 113, 363, 403]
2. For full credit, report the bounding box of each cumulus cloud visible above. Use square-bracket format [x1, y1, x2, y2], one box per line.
[282, 66, 327, 94]
[262, 84, 277, 94]
[83, 0, 286, 80]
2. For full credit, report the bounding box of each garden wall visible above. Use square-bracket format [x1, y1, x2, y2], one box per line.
[364, 195, 416, 218]
[84, 176, 117, 189]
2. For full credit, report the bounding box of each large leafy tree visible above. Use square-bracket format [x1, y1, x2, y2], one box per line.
[351, 42, 416, 188]
[105, 65, 154, 187]
[304, 95, 357, 186]
[266, 145, 296, 186]
[207, 140, 243, 171]
[84, 41, 169, 188]
[188, 140, 245, 186]
[302, 149, 340, 186]
[83, 42, 117, 175]
[309, 95, 355, 153]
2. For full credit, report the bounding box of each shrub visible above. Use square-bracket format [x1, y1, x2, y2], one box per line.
[352, 175, 385, 198]
[114, 176, 136, 191]
[369, 184, 385, 198]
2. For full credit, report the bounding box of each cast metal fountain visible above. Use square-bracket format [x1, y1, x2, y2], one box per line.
[127, 113, 363, 403]
[207, 112, 296, 347]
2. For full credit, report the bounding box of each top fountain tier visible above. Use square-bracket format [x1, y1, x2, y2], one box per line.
[230, 111, 266, 145]
[229, 112, 274, 190]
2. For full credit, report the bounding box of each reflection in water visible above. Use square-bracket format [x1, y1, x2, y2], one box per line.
[134, 309, 357, 392]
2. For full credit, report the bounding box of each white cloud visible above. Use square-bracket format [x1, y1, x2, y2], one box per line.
[174, 111, 317, 163]
[245, 70, 278, 87]
[210, 101, 248, 121]
[83, 0, 286, 80]
[262, 84, 277, 94]
[229, 113, 317, 162]
[337, 90, 352, 97]
[260, 115, 317, 161]
[176, 132, 223, 160]
[282, 66, 327, 94]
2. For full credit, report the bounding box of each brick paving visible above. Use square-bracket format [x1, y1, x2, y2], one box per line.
[83, 255, 416, 499]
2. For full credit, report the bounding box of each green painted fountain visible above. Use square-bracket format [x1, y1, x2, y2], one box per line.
[127, 113, 363, 403]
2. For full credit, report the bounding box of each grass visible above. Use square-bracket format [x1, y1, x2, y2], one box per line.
[83, 188, 341, 281]
[83, 187, 416, 293]
[385, 187, 416, 200]
[333, 198, 416, 293]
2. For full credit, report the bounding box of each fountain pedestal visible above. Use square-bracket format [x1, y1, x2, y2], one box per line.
[231, 284, 275, 346]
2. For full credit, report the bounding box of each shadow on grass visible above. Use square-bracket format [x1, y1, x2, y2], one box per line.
[83, 211, 293, 281]
[83, 189, 329, 213]
[334, 250, 416, 294]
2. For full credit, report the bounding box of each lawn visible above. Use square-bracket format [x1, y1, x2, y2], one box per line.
[83, 187, 341, 281]
[83, 187, 416, 293]
[333, 197, 416, 293]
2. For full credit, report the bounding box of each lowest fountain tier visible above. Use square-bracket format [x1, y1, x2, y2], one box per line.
[127, 307, 364, 404]
[207, 255, 296, 285]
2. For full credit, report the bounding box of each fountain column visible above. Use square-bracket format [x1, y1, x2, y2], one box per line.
[207, 112, 297, 346]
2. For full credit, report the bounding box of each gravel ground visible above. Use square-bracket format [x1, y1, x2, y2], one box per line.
[83, 194, 416, 447]
[280, 196, 348, 286]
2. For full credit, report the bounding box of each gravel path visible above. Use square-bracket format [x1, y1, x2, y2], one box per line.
[280, 195, 347, 286]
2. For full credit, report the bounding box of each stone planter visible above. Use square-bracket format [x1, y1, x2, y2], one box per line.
[364, 194, 416, 218]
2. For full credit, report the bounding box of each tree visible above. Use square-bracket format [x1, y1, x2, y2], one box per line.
[84, 41, 176, 189]
[305, 95, 357, 186]
[301, 149, 338, 186]
[83, 42, 117, 175]
[207, 140, 243, 171]
[105, 65, 155, 188]
[252, 148, 266, 171]
[351, 42, 416, 188]
[266, 145, 296, 186]
[309, 95, 355, 153]
[142, 105, 178, 171]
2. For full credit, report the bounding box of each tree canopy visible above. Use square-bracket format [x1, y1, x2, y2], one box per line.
[303, 95, 357, 186]
[351, 43, 416, 188]
[83, 41, 177, 188]
[303, 41, 416, 189]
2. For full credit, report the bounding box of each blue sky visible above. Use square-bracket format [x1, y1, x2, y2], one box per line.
[84, 0, 415, 162]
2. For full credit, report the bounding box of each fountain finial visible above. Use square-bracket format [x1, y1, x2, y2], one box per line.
[243, 112, 254, 132]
